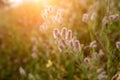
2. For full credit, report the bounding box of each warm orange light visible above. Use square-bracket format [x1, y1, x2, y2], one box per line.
[9, 0, 23, 4]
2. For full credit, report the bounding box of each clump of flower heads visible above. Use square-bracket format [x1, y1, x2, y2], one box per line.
[82, 12, 98, 23]
[40, 5, 65, 32]
[53, 27, 81, 52]
[102, 14, 119, 26]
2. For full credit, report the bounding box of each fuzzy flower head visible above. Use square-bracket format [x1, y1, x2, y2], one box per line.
[53, 28, 61, 39]
[109, 14, 119, 22]
[111, 72, 120, 80]
[73, 40, 81, 52]
[19, 66, 26, 76]
[91, 12, 98, 21]
[102, 16, 109, 26]
[97, 68, 107, 80]
[66, 30, 72, 40]
[61, 27, 67, 38]
[31, 52, 37, 59]
[116, 41, 120, 49]
[84, 57, 91, 63]
[89, 40, 97, 48]
[82, 13, 89, 23]
[93, 52, 100, 59]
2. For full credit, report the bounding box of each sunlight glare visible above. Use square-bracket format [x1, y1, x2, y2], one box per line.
[9, 0, 23, 4]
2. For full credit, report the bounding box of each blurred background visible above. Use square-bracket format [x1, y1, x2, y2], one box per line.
[0, 0, 120, 80]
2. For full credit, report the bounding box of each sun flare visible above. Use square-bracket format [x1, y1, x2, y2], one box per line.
[8, 0, 23, 4]
[7, 0, 42, 4]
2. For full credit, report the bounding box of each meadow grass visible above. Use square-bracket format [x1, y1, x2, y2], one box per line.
[0, 0, 120, 80]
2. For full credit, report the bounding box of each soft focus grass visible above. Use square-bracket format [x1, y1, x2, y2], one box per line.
[0, 0, 120, 80]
